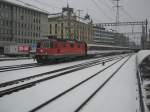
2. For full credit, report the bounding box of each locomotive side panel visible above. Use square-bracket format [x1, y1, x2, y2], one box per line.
[35, 38, 87, 63]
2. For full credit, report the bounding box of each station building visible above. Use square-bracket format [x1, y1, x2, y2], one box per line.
[48, 6, 93, 43]
[0, 0, 48, 54]
[93, 24, 129, 47]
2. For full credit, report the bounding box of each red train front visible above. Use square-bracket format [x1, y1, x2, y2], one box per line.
[35, 38, 87, 63]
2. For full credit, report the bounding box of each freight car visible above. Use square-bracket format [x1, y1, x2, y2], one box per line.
[35, 38, 87, 63]
[4, 44, 30, 56]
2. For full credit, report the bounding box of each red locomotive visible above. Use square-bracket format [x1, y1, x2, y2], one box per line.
[35, 37, 87, 63]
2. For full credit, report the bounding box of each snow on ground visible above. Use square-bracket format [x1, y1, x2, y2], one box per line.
[0, 54, 139, 112]
[81, 55, 139, 112]
[38, 57, 129, 112]
[0, 56, 115, 84]
[0, 58, 35, 67]
[0, 58, 122, 112]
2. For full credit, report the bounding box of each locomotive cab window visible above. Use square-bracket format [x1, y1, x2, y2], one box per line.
[43, 40, 53, 48]
[50, 41, 53, 48]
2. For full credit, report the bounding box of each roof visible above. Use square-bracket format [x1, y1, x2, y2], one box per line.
[137, 50, 150, 67]
[2, 0, 49, 14]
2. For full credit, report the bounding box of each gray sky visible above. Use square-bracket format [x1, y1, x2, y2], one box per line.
[22, 0, 150, 23]
[20, 0, 150, 44]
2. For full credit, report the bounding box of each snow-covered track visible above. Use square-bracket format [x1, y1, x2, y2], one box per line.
[74, 55, 131, 112]
[0, 57, 32, 61]
[0, 54, 128, 97]
[29, 55, 131, 112]
[0, 63, 40, 72]
[0, 55, 125, 88]
[0, 55, 123, 88]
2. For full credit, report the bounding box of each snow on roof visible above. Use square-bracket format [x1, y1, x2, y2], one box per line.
[137, 50, 150, 66]
[2, 0, 49, 14]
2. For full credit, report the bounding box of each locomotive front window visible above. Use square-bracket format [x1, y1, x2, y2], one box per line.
[44, 42, 49, 48]
[43, 40, 53, 48]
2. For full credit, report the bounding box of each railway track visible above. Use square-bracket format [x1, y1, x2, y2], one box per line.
[29, 54, 131, 112]
[0, 54, 128, 97]
[0, 53, 110, 72]
[0, 54, 124, 88]
[0, 63, 40, 72]
[0, 57, 32, 61]
[0, 53, 124, 72]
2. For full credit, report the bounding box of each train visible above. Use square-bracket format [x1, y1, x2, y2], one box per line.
[35, 36, 131, 63]
[35, 37, 87, 63]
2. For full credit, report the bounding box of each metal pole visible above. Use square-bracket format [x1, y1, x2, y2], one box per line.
[145, 19, 148, 49]
[77, 10, 82, 41]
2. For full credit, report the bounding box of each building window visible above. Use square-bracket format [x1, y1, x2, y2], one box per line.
[0, 20, 3, 25]
[33, 32, 35, 37]
[55, 24, 57, 34]
[36, 33, 38, 37]
[61, 23, 63, 28]
[49, 24, 52, 34]
[61, 29, 63, 35]
[33, 18, 35, 23]
[36, 18, 38, 23]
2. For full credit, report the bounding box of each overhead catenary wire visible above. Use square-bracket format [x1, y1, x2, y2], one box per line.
[121, 7, 135, 21]
[30, 0, 62, 10]
[90, 0, 114, 21]
[97, 0, 114, 13]
[15, 0, 65, 16]
[15, 0, 50, 13]
[106, 0, 135, 22]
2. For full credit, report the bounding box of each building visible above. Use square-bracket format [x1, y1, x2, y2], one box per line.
[48, 6, 93, 43]
[93, 25, 116, 45]
[0, 0, 48, 53]
[93, 24, 129, 46]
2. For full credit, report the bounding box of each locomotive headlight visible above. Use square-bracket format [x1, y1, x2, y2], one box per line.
[40, 49, 43, 53]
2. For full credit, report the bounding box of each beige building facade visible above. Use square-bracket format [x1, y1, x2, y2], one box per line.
[48, 13, 92, 43]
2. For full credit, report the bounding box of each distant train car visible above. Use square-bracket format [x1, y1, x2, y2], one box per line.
[87, 44, 131, 54]
[4, 44, 30, 56]
[87, 44, 129, 50]
[35, 38, 87, 63]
